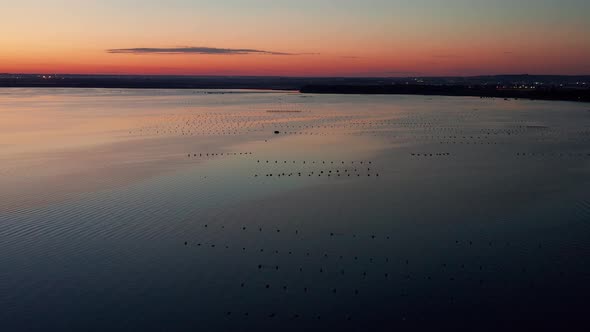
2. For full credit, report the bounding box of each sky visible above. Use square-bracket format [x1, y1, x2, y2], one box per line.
[1, 0, 590, 76]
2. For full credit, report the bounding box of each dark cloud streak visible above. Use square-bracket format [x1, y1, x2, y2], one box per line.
[106, 46, 308, 56]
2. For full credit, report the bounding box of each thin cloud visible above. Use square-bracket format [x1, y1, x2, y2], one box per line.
[106, 46, 309, 56]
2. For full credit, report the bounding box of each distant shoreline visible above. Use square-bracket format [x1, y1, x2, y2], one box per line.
[300, 85, 590, 103]
[1, 74, 589, 103]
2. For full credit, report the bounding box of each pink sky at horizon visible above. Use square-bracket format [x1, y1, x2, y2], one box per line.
[2, 0, 589, 76]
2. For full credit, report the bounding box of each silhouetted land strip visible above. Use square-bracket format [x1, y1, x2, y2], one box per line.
[300, 84, 590, 102]
[1, 74, 589, 102]
[2, 74, 589, 89]
[0, 75, 396, 90]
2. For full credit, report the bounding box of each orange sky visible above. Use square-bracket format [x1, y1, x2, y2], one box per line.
[2, 0, 589, 76]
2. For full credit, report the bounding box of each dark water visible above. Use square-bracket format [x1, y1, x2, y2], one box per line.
[1, 89, 589, 330]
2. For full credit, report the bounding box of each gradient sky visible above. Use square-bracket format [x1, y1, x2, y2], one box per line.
[2, 0, 590, 76]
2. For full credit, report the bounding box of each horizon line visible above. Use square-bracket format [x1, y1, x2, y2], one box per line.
[2, 72, 590, 79]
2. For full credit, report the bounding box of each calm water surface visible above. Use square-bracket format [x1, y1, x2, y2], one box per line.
[1, 89, 589, 330]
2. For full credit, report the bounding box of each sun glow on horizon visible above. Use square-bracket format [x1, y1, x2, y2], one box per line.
[2, 0, 589, 76]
